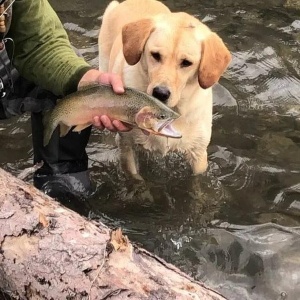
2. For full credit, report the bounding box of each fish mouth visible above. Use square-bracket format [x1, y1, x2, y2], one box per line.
[152, 118, 182, 139]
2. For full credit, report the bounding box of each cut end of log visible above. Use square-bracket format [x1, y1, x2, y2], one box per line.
[107, 228, 130, 254]
[38, 212, 49, 228]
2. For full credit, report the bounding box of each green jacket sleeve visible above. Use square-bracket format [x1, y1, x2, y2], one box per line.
[7, 0, 92, 96]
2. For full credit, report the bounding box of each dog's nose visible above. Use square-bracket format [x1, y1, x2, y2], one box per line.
[152, 86, 171, 103]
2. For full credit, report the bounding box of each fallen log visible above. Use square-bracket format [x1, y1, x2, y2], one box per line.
[0, 167, 226, 300]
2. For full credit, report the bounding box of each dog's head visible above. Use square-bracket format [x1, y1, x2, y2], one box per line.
[122, 12, 231, 108]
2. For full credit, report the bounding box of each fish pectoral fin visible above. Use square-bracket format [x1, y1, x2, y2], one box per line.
[59, 123, 72, 137]
[72, 123, 92, 133]
[118, 119, 135, 127]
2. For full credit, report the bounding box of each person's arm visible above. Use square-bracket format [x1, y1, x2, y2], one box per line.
[8, 0, 91, 96]
[8, 0, 131, 131]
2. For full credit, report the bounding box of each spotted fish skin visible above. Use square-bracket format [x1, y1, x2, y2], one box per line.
[43, 83, 181, 146]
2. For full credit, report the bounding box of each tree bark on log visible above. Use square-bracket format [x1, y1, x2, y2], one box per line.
[0, 168, 226, 300]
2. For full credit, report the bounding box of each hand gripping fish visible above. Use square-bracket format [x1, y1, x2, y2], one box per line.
[43, 83, 182, 146]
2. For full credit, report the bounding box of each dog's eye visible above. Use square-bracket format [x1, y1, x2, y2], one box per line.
[180, 59, 192, 68]
[151, 52, 161, 62]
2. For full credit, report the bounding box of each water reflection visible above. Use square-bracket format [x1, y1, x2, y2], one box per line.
[0, 0, 299, 299]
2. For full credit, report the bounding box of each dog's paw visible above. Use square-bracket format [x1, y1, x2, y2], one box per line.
[124, 181, 154, 205]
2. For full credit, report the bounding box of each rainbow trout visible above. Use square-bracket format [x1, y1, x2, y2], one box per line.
[43, 84, 181, 146]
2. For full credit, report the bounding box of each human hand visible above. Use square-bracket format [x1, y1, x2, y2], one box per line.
[78, 69, 132, 132]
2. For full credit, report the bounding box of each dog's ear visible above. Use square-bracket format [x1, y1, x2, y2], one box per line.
[198, 33, 231, 89]
[122, 19, 154, 65]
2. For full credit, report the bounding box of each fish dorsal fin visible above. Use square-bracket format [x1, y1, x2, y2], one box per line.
[77, 81, 101, 91]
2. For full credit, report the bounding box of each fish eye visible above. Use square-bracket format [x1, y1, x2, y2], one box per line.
[180, 59, 192, 68]
[158, 114, 166, 119]
[151, 52, 161, 62]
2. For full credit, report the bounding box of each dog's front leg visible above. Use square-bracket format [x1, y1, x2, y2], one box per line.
[116, 134, 144, 181]
[186, 150, 208, 175]
[185, 150, 208, 201]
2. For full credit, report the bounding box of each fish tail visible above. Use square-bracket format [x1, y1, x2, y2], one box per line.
[43, 110, 57, 147]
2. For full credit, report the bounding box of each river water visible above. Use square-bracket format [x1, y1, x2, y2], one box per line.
[0, 0, 300, 299]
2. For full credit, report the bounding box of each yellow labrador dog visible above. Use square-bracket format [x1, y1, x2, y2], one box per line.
[98, 0, 231, 180]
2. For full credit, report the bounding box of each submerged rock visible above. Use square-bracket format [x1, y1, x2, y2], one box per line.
[257, 133, 300, 166]
[285, 0, 300, 10]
